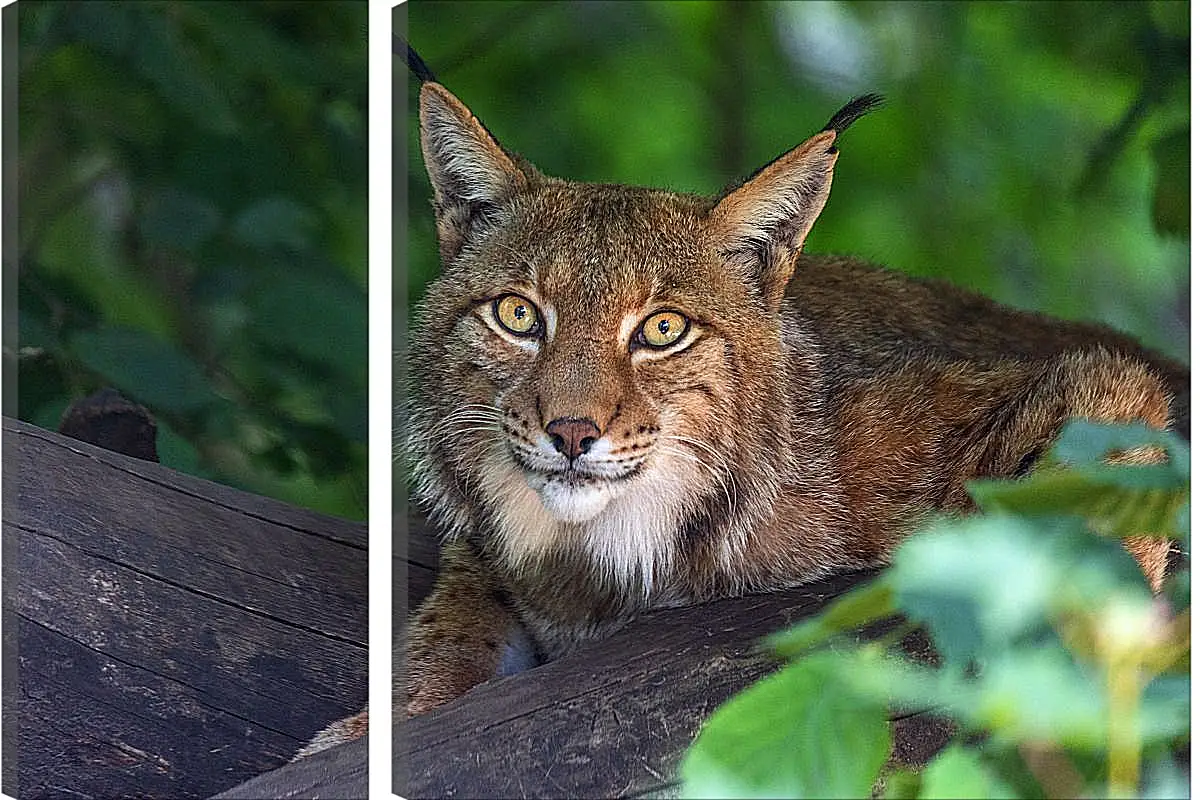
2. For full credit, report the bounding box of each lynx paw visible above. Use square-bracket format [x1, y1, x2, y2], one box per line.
[292, 707, 368, 761]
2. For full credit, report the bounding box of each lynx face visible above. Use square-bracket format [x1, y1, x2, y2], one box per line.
[409, 82, 861, 589]
[414, 183, 778, 583]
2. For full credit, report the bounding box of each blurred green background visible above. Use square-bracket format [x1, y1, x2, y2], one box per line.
[16, 1, 368, 520]
[402, 0, 1189, 364]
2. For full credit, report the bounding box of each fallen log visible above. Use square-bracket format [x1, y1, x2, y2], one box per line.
[4, 416, 368, 799]
[397, 517, 950, 799]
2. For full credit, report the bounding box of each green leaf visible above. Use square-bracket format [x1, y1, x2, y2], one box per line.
[768, 579, 896, 659]
[129, 9, 238, 135]
[849, 646, 1111, 750]
[883, 769, 922, 800]
[1139, 675, 1190, 742]
[1140, 754, 1191, 799]
[889, 515, 1149, 666]
[1051, 420, 1189, 480]
[966, 420, 1190, 541]
[679, 653, 891, 799]
[155, 418, 204, 478]
[971, 648, 1109, 747]
[139, 187, 222, 253]
[245, 267, 366, 370]
[967, 470, 1188, 540]
[69, 326, 221, 414]
[889, 516, 1051, 664]
[233, 196, 319, 252]
[918, 746, 1017, 799]
[37, 204, 175, 339]
[1163, 564, 1188, 615]
[1150, 126, 1188, 238]
[870, 638, 1186, 750]
[18, 305, 57, 350]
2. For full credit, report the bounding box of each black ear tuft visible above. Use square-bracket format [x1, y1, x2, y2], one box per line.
[397, 35, 438, 84]
[823, 93, 885, 138]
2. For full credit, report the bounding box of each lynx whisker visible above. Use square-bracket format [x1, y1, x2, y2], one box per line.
[425, 418, 501, 437]
[446, 438, 502, 484]
[441, 424, 502, 439]
[436, 403, 504, 415]
[425, 408, 507, 484]
[662, 434, 739, 518]
[426, 408, 505, 440]
[658, 442, 736, 521]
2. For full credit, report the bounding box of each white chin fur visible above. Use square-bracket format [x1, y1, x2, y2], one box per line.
[526, 473, 616, 522]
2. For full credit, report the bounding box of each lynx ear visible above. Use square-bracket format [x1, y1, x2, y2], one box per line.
[711, 94, 882, 308]
[419, 82, 529, 260]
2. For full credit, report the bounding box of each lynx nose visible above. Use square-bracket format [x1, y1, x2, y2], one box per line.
[545, 417, 601, 461]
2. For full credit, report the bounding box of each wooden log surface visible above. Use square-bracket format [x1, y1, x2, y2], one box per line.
[396, 571, 868, 799]
[210, 734, 369, 800]
[397, 511, 951, 799]
[3, 417, 368, 799]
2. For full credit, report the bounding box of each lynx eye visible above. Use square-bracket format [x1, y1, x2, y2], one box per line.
[493, 294, 541, 336]
[639, 310, 689, 349]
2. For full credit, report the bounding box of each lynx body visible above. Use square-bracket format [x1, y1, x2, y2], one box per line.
[393, 82, 1187, 717]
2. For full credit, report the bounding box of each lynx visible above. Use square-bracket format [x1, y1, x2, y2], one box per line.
[300, 75, 1186, 757]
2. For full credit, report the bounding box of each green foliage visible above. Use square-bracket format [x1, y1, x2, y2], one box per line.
[680, 652, 892, 799]
[680, 421, 1190, 799]
[18, 1, 368, 519]
[916, 746, 1017, 799]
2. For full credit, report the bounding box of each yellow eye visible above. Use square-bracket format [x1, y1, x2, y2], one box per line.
[639, 310, 689, 349]
[493, 294, 540, 336]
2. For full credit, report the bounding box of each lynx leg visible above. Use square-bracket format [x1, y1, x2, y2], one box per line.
[1060, 349, 1175, 591]
[1011, 349, 1174, 591]
[1120, 536, 1172, 593]
[405, 539, 518, 716]
[293, 706, 368, 760]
